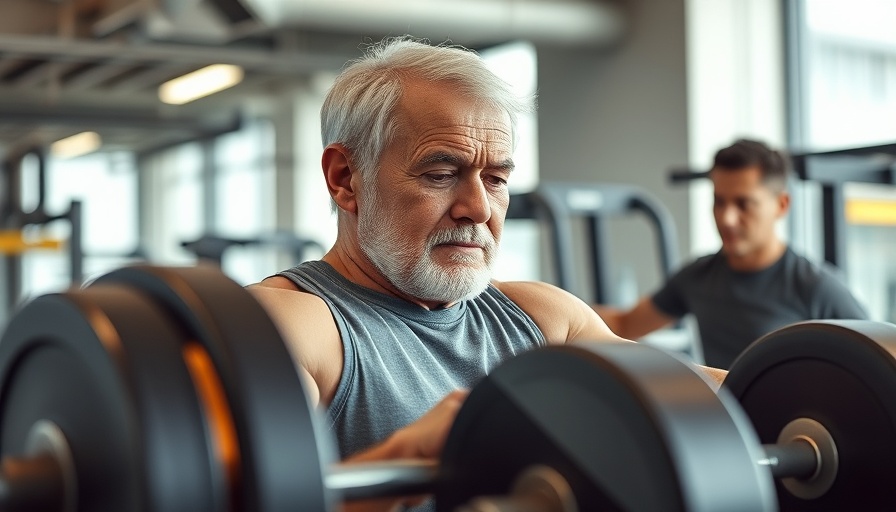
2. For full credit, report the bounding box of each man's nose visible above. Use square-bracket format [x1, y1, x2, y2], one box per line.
[451, 178, 491, 224]
[717, 205, 739, 227]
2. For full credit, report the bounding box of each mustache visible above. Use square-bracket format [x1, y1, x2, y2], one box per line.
[428, 226, 496, 249]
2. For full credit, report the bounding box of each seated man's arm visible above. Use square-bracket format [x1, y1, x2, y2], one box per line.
[344, 390, 468, 462]
[338, 390, 467, 512]
[499, 281, 726, 387]
[498, 281, 670, 344]
[247, 282, 464, 511]
[247, 282, 341, 406]
[595, 296, 726, 387]
[593, 296, 677, 340]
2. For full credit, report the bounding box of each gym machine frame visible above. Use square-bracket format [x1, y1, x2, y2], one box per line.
[0, 146, 83, 320]
[506, 182, 680, 305]
[180, 231, 325, 267]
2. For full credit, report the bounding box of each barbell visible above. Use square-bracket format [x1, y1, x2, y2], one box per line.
[0, 264, 893, 511]
[440, 319, 896, 511]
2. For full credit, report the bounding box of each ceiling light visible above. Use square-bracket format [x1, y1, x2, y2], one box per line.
[159, 64, 245, 105]
[50, 131, 102, 159]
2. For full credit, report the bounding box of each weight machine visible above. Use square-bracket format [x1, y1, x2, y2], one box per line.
[0, 147, 83, 323]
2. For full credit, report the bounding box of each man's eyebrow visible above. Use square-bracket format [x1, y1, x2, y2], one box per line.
[415, 152, 515, 172]
[417, 152, 463, 167]
[493, 159, 515, 172]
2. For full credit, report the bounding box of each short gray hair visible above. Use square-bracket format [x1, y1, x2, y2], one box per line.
[320, 36, 534, 178]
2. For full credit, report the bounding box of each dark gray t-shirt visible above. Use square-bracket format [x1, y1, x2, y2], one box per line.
[651, 248, 868, 369]
[277, 261, 547, 459]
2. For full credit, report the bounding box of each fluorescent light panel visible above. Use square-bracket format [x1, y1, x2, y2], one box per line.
[159, 64, 244, 105]
[51, 131, 102, 159]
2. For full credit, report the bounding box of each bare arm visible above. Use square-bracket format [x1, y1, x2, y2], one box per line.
[592, 296, 676, 340]
[340, 390, 468, 512]
[698, 365, 727, 390]
[595, 297, 726, 386]
[247, 282, 341, 406]
[497, 280, 624, 344]
[498, 281, 727, 387]
[248, 280, 465, 511]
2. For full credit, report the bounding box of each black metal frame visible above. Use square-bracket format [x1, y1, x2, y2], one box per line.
[506, 182, 680, 304]
[791, 143, 896, 267]
[180, 231, 325, 267]
[1, 147, 83, 319]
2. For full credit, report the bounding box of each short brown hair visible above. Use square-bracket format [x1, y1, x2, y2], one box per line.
[712, 138, 789, 192]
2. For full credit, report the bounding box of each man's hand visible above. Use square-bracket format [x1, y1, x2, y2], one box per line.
[342, 390, 468, 512]
[347, 389, 469, 463]
[392, 389, 469, 459]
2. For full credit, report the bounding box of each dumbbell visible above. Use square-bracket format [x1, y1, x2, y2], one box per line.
[0, 265, 587, 512]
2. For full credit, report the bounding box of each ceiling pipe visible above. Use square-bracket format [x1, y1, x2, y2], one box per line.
[0, 34, 346, 73]
[238, 0, 626, 46]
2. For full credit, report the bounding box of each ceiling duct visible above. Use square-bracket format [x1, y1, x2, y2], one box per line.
[94, 0, 262, 42]
[237, 0, 626, 47]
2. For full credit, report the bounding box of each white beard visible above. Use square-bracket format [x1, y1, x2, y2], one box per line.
[358, 183, 497, 304]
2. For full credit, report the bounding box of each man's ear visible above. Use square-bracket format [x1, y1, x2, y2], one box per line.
[322, 144, 358, 214]
[777, 191, 791, 218]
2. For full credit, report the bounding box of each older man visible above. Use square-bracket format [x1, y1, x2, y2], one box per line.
[248, 37, 725, 511]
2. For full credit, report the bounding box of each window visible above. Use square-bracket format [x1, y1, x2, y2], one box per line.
[797, 0, 896, 149]
[212, 120, 278, 284]
[481, 41, 541, 282]
[20, 151, 138, 298]
[142, 119, 279, 285]
[789, 0, 896, 321]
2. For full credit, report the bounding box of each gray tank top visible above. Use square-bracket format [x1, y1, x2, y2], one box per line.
[277, 260, 546, 458]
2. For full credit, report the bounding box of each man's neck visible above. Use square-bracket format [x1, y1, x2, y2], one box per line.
[725, 239, 787, 272]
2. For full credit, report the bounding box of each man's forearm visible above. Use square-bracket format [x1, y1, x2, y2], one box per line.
[340, 433, 431, 512]
[698, 364, 727, 391]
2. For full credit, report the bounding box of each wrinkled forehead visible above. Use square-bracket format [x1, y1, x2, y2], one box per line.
[394, 77, 512, 135]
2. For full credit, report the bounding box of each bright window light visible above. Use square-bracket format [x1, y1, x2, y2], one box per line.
[50, 131, 102, 159]
[159, 64, 244, 105]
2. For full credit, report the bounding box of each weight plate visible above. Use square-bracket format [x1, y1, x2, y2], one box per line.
[437, 341, 775, 512]
[0, 285, 218, 512]
[725, 320, 896, 511]
[94, 265, 333, 512]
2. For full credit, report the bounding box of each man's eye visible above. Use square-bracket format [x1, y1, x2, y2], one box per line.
[486, 175, 508, 186]
[426, 172, 455, 183]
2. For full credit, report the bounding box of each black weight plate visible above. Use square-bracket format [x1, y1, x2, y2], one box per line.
[93, 265, 333, 512]
[0, 285, 218, 512]
[437, 341, 775, 512]
[725, 320, 896, 511]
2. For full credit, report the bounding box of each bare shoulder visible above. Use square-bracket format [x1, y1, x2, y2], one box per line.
[253, 274, 302, 290]
[495, 280, 574, 312]
[247, 276, 330, 317]
[248, 281, 326, 314]
[494, 280, 620, 345]
[246, 278, 343, 406]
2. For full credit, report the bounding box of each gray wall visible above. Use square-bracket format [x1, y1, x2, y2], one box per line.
[535, 0, 691, 304]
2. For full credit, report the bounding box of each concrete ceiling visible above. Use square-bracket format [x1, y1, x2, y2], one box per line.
[0, 0, 625, 156]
